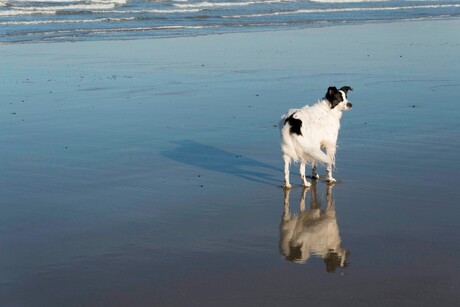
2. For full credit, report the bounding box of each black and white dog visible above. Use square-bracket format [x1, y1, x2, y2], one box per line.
[280, 86, 352, 189]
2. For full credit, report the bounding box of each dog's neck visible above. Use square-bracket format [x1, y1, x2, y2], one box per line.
[316, 99, 344, 119]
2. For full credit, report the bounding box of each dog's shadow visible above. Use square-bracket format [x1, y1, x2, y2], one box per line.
[280, 182, 349, 272]
[161, 140, 281, 185]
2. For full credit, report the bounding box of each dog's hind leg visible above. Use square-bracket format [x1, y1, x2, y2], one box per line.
[283, 155, 292, 189]
[311, 163, 320, 180]
[300, 163, 311, 187]
[326, 164, 336, 183]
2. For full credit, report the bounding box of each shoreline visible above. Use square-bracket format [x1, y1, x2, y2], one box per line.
[1, 16, 459, 46]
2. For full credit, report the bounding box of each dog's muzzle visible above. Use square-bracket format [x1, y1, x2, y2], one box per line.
[346, 102, 353, 109]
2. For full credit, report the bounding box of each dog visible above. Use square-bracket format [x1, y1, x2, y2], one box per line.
[279, 86, 352, 188]
[279, 182, 349, 271]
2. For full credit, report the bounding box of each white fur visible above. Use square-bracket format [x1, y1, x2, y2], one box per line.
[280, 87, 352, 188]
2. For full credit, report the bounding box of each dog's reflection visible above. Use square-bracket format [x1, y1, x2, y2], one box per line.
[280, 182, 349, 272]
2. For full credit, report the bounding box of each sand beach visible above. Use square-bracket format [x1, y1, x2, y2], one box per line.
[1, 19, 460, 306]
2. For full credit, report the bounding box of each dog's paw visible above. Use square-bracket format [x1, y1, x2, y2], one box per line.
[283, 184, 292, 190]
[326, 177, 337, 183]
[311, 173, 320, 180]
[302, 181, 312, 188]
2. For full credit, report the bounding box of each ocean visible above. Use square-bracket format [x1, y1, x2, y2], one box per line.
[1, 0, 460, 43]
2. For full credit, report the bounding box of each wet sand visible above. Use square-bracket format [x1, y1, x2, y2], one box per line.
[1, 20, 460, 306]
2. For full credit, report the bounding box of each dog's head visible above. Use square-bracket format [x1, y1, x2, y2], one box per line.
[323, 248, 350, 273]
[325, 86, 353, 111]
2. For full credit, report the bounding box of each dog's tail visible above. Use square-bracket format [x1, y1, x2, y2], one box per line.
[302, 146, 332, 165]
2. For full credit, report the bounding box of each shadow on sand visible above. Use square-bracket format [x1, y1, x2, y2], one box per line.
[162, 140, 281, 186]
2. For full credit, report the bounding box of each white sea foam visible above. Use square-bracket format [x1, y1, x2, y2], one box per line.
[0, 3, 121, 16]
[96, 8, 202, 14]
[0, 10, 57, 16]
[0, 7, 203, 16]
[224, 4, 460, 18]
[18, 3, 117, 9]
[310, 0, 388, 3]
[6, 0, 79, 2]
[0, 16, 136, 25]
[5, 3, 117, 12]
[6, 0, 126, 3]
[173, 0, 284, 9]
[21, 24, 220, 36]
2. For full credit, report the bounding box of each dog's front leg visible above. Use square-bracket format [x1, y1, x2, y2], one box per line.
[326, 148, 337, 183]
[300, 163, 311, 187]
[283, 155, 292, 189]
[311, 163, 320, 180]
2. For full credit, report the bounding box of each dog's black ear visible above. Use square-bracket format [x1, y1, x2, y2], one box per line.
[340, 86, 353, 94]
[326, 86, 338, 102]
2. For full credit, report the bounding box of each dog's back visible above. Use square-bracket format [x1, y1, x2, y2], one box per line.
[280, 104, 332, 166]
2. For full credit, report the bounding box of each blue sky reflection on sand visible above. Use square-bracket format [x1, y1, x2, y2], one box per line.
[0, 20, 460, 306]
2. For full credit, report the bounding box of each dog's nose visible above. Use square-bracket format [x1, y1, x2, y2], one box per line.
[347, 102, 353, 108]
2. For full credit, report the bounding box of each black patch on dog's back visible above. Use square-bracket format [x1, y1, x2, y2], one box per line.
[284, 113, 302, 136]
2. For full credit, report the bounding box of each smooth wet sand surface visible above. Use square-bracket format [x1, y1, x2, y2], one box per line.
[1, 20, 460, 306]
